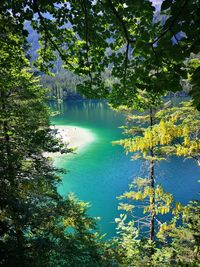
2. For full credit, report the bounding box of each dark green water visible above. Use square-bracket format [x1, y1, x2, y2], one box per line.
[50, 100, 200, 239]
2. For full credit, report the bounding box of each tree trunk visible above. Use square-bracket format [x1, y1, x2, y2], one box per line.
[149, 107, 155, 242]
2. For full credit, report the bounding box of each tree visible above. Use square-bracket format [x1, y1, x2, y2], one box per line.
[112, 97, 199, 265]
[152, 200, 200, 266]
[0, 16, 108, 267]
[0, 1, 200, 108]
[113, 94, 171, 242]
[1, 1, 200, 265]
[111, 200, 200, 266]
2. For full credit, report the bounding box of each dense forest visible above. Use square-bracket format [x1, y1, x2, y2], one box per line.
[0, 1, 200, 266]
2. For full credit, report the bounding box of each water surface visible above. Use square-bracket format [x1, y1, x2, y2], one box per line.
[50, 100, 200, 238]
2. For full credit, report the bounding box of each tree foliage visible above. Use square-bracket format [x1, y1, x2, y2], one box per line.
[0, 16, 108, 267]
[0, 0, 200, 108]
[112, 98, 200, 266]
[1, 1, 200, 266]
[116, 100, 200, 164]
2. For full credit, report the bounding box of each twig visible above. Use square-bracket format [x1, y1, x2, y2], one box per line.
[106, 0, 135, 44]
[32, 0, 74, 69]
[123, 41, 129, 88]
[151, 0, 189, 45]
[81, 0, 93, 86]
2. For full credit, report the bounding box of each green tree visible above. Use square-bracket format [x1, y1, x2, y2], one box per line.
[1, 0, 200, 108]
[0, 17, 108, 267]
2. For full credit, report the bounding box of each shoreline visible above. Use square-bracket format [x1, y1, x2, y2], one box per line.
[45, 125, 96, 158]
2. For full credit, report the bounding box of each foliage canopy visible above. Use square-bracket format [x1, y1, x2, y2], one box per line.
[1, 0, 200, 108]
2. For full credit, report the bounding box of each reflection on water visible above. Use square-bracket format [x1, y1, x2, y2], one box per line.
[49, 100, 125, 129]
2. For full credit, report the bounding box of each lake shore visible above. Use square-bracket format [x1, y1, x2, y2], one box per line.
[45, 125, 95, 157]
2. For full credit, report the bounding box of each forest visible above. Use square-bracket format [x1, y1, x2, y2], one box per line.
[0, 0, 200, 266]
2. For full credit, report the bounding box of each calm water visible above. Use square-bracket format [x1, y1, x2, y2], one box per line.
[50, 100, 200, 239]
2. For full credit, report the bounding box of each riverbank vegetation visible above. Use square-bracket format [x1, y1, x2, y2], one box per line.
[0, 1, 200, 266]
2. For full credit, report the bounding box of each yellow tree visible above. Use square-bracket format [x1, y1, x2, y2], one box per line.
[114, 97, 200, 246]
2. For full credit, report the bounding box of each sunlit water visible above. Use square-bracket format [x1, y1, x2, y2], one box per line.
[50, 100, 200, 239]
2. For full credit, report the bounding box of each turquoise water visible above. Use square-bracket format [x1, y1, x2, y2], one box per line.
[50, 100, 200, 239]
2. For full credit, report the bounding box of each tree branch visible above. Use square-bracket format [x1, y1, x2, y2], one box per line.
[151, 0, 189, 45]
[106, 0, 135, 44]
[81, 0, 93, 86]
[123, 40, 129, 88]
[32, 0, 74, 69]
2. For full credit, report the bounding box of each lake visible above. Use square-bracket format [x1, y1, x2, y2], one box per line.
[50, 100, 200, 239]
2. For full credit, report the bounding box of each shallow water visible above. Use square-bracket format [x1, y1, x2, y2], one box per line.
[50, 100, 200, 239]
